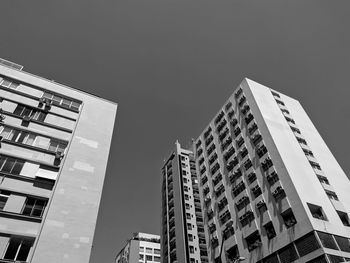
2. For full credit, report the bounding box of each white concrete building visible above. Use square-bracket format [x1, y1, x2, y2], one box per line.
[161, 142, 208, 263]
[194, 78, 350, 263]
[115, 233, 161, 263]
[0, 58, 117, 263]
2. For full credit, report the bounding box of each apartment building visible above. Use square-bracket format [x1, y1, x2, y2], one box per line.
[0, 58, 117, 262]
[161, 141, 208, 263]
[193, 78, 350, 263]
[115, 232, 161, 263]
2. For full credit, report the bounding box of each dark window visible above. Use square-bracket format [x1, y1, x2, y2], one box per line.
[317, 232, 338, 250]
[3, 237, 33, 261]
[0, 191, 10, 210]
[334, 235, 350, 252]
[13, 104, 47, 122]
[327, 254, 345, 263]
[246, 231, 261, 251]
[326, 191, 339, 201]
[264, 222, 276, 239]
[295, 232, 320, 257]
[42, 92, 81, 111]
[263, 253, 279, 263]
[0, 156, 24, 175]
[308, 203, 327, 221]
[279, 244, 299, 263]
[306, 255, 328, 263]
[281, 209, 297, 228]
[22, 197, 47, 218]
[337, 211, 350, 227]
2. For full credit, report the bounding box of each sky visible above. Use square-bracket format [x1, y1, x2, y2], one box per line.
[1, 1, 350, 262]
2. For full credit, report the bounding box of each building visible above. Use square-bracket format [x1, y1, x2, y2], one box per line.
[193, 78, 350, 263]
[0, 58, 117, 263]
[115, 232, 161, 263]
[161, 141, 208, 263]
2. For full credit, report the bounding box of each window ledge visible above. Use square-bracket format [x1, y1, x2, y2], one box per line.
[0, 210, 42, 223]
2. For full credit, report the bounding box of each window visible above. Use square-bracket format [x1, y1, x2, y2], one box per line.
[291, 126, 301, 134]
[0, 78, 19, 89]
[0, 191, 10, 210]
[185, 194, 189, 200]
[245, 231, 261, 251]
[271, 91, 280, 98]
[42, 92, 81, 111]
[139, 246, 144, 252]
[310, 161, 321, 170]
[48, 140, 68, 153]
[145, 247, 152, 253]
[146, 255, 152, 261]
[186, 213, 191, 220]
[308, 203, 327, 221]
[22, 197, 47, 218]
[0, 156, 24, 175]
[154, 256, 161, 262]
[239, 211, 254, 227]
[282, 209, 297, 228]
[337, 211, 350, 227]
[276, 99, 285, 106]
[3, 237, 34, 261]
[185, 203, 190, 210]
[187, 223, 192, 230]
[188, 234, 193, 241]
[13, 104, 47, 122]
[326, 191, 339, 201]
[297, 137, 307, 145]
[264, 222, 276, 239]
[139, 254, 144, 261]
[189, 246, 194, 253]
[251, 185, 262, 199]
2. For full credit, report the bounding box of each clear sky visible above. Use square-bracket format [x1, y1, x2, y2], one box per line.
[1, 1, 350, 262]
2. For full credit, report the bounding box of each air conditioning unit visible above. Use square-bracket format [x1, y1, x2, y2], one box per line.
[55, 151, 65, 160]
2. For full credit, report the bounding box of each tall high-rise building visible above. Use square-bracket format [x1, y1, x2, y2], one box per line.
[0, 58, 117, 263]
[115, 232, 161, 263]
[193, 78, 350, 263]
[161, 141, 208, 263]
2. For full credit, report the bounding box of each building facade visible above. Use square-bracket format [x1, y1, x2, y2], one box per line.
[115, 232, 161, 263]
[193, 78, 350, 263]
[161, 141, 208, 263]
[0, 59, 117, 262]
